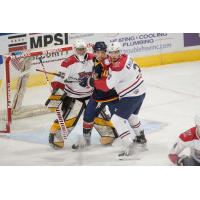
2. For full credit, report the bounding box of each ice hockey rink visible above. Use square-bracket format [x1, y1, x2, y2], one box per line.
[0, 60, 200, 166]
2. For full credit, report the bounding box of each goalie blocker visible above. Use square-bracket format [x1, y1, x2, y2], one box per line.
[46, 89, 116, 149]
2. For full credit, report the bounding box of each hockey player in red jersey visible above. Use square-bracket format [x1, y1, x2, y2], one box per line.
[168, 115, 200, 166]
[72, 41, 119, 149]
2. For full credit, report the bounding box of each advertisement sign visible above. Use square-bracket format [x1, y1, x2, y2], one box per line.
[69, 33, 183, 57]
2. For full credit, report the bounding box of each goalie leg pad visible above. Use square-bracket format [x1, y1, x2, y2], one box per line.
[100, 136, 115, 145]
[94, 117, 116, 145]
[45, 89, 64, 112]
[49, 132, 64, 149]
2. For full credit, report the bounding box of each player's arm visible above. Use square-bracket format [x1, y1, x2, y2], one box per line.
[93, 69, 121, 92]
[93, 57, 127, 92]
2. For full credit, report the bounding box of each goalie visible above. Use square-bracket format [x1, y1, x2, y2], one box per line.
[46, 39, 117, 148]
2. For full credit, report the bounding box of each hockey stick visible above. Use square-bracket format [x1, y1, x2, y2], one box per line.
[36, 69, 81, 83]
[38, 57, 68, 140]
[36, 69, 60, 77]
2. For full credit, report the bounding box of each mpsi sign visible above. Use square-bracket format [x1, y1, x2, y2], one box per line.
[30, 33, 68, 49]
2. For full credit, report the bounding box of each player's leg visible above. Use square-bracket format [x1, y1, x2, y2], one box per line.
[107, 98, 141, 157]
[72, 97, 102, 149]
[111, 114, 135, 157]
[49, 96, 86, 148]
[94, 105, 117, 145]
[127, 94, 147, 144]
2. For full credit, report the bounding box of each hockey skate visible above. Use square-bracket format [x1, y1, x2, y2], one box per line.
[72, 133, 91, 150]
[118, 142, 135, 160]
[133, 130, 147, 144]
[49, 132, 64, 149]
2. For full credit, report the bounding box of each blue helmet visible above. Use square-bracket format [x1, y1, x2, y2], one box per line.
[93, 41, 107, 52]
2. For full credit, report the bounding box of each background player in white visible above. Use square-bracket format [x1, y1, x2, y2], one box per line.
[168, 115, 200, 166]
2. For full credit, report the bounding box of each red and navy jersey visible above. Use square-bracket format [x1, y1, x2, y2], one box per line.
[92, 56, 118, 102]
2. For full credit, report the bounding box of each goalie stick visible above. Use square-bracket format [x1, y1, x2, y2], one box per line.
[38, 57, 68, 140]
[35, 69, 80, 83]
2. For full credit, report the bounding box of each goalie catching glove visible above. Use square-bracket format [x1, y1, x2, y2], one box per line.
[45, 88, 65, 112]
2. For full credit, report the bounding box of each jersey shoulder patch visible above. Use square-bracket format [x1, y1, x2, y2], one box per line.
[110, 54, 128, 71]
[179, 127, 198, 142]
[61, 55, 78, 68]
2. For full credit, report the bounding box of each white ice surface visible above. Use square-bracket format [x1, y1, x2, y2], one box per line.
[0, 61, 200, 165]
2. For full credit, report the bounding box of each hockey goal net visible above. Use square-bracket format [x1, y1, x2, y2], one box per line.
[0, 45, 73, 133]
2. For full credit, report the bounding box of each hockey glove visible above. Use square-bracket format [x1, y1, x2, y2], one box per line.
[79, 77, 94, 88]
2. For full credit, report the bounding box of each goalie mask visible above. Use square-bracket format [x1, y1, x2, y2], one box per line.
[195, 115, 200, 138]
[73, 39, 87, 62]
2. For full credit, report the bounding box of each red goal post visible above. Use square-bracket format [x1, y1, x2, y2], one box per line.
[0, 45, 73, 134]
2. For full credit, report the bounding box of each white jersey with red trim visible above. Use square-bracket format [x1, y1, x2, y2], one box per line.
[169, 127, 200, 163]
[107, 54, 145, 98]
[51, 53, 94, 98]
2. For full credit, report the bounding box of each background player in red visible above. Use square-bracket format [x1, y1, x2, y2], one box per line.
[168, 115, 200, 166]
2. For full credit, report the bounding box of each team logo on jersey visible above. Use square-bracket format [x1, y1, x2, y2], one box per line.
[78, 71, 93, 79]
[104, 59, 111, 66]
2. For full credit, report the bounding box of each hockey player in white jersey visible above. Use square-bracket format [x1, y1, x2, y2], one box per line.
[46, 39, 116, 148]
[78, 41, 146, 157]
[107, 42, 147, 145]
[168, 115, 200, 166]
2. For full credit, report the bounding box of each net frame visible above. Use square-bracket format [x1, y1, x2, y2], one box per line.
[0, 45, 73, 133]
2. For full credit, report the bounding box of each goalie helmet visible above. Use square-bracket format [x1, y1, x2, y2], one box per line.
[108, 42, 121, 52]
[195, 115, 200, 137]
[74, 39, 87, 49]
[73, 39, 87, 61]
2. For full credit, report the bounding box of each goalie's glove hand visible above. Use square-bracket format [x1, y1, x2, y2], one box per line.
[79, 77, 94, 88]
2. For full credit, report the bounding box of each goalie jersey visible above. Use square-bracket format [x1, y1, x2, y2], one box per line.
[51, 53, 94, 98]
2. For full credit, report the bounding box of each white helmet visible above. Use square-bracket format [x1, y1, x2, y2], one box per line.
[195, 115, 200, 137]
[108, 42, 121, 52]
[73, 39, 87, 49]
[73, 39, 87, 61]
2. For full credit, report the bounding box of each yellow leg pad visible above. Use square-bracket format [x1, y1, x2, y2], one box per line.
[94, 117, 114, 128]
[100, 136, 115, 145]
[53, 141, 64, 149]
[50, 117, 77, 133]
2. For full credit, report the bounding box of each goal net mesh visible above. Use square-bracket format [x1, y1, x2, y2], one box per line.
[0, 45, 73, 133]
